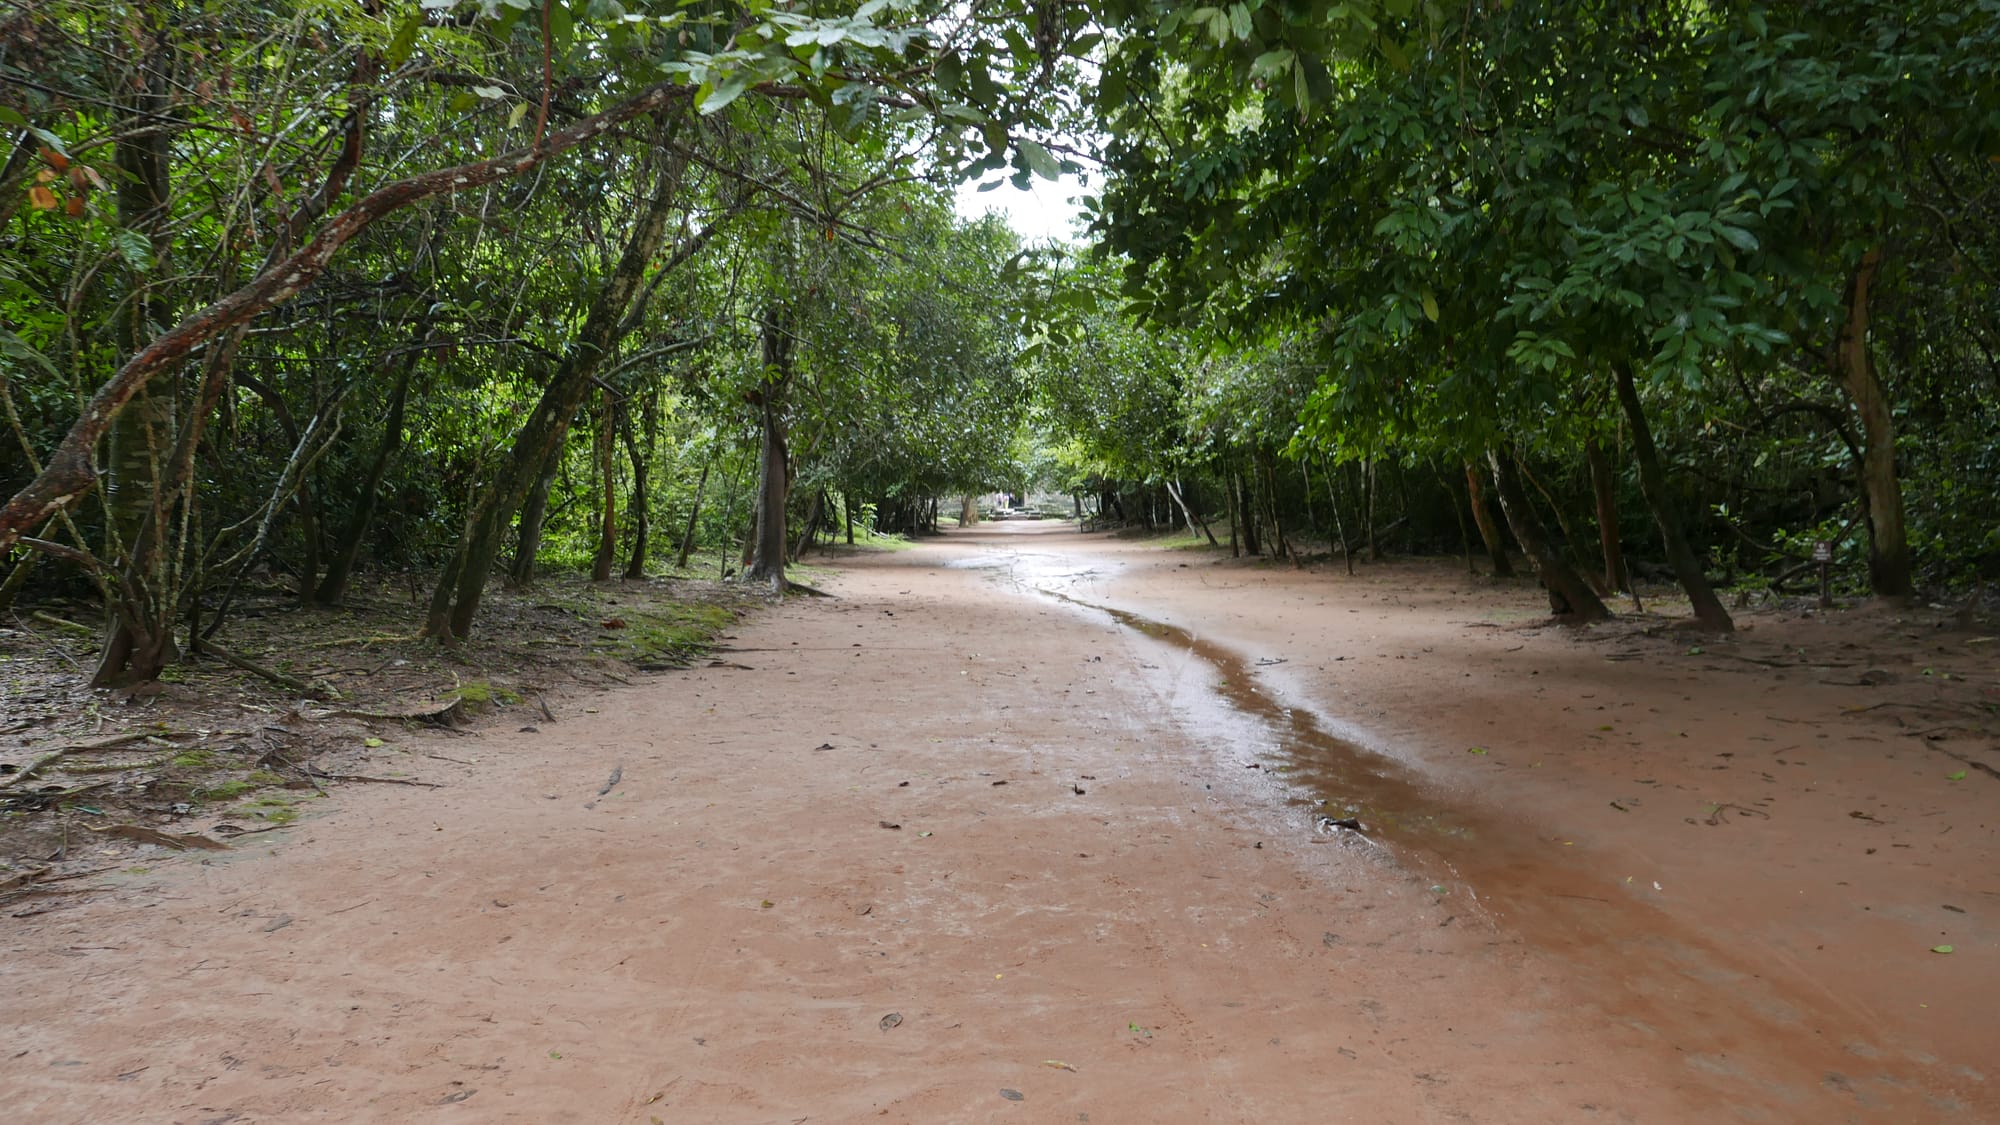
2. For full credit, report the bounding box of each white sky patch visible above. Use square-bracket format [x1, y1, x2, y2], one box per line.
[953, 172, 1092, 246]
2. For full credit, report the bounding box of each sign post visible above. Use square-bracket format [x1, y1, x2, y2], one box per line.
[1813, 541, 1833, 608]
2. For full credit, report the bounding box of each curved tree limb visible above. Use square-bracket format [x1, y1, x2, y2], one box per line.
[0, 79, 696, 555]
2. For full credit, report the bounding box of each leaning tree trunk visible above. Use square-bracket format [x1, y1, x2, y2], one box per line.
[1488, 449, 1611, 623]
[1835, 247, 1914, 601]
[508, 440, 561, 588]
[1584, 436, 1629, 594]
[1613, 361, 1733, 631]
[1464, 462, 1515, 577]
[1165, 477, 1216, 545]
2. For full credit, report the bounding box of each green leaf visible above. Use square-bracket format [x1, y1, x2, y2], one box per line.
[1716, 225, 1760, 251]
[1946, 770, 1966, 781]
[1228, 3, 1253, 40]
[1018, 139, 1060, 181]
[1420, 290, 1439, 323]
[386, 11, 424, 66]
[113, 229, 153, 272]
[0, 327, 59, 378]
[697, 74, 752, 114]
[1466, 746, 1487, 755]
[1932, 944, 1954, 953]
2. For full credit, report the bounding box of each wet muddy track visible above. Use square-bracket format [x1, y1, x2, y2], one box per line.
[954, 531, 1984, 1118]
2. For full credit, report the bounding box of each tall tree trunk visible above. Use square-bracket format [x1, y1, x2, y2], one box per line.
[316, 330, 421, 604]
[1585, 436, 1629, 593]
[1364, 457, 1381, 561]
[1488, 449, 1611, 622]
[1235, 471, 1260, 555]
[744, 310, 793, 592]
[960, 494, 978, 526]
[1835, 247, 1914, 600]
[1613, 361, 1733, 631]
[95, 46, 178, 687]
[426, 140, 683, 640]
[1440, 469, 1474, 575]
[1465, 461, 1515, 577]
[591, 391, 618, 582]
[1224, 477, 1238, 555]
[845, 490, 857, 544]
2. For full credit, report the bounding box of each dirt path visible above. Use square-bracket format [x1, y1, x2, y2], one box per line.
[4, 523, 1992, 1123]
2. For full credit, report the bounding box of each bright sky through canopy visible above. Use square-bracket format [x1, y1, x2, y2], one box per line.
[953, 172, 1090, 245]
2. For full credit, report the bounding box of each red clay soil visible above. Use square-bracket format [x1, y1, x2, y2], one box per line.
[3, 521, 1993, 1123]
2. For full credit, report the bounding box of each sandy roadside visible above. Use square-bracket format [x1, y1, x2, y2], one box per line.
[1, 523, 1990, 1123]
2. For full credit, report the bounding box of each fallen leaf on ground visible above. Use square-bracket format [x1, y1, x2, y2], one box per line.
[999, 1089, 1024, 1101]
[1932, 945, 1955, 954]
[879, 1012, 902, 1031]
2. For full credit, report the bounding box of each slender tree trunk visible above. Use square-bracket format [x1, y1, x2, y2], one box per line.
[1835, 247, 1914, 600]
[1263, 457, 1292, 561]
[844, 489, 856, 544]
[1321, 458, 1354, 575]
[1235, 471, 1260, 555]
[316, 330, 420, 604]
[1225, 473, 1240, 556]
[1488, 449, 1611, 622]
[1441, 469, 1474, 575]
[1585, 437, 1629, 593]
[590, 392, 619, 582]
[960, 494, 978, 526]
[675, 455, 712, 570]
[1364, 457, 1381, 561]
[1613, 361, 1733, 631]
[620, 389, 656, 580]
[1464, 461, 1515, 577]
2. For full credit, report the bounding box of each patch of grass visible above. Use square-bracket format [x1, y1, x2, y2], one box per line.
[170, 749, 219, 770]
[192, 779, 256, 801]
[595, 601, 736, 667]
[455, 679, 523, 710]
[244, 795, 309, 825]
